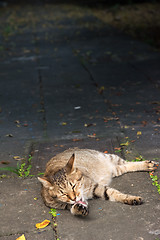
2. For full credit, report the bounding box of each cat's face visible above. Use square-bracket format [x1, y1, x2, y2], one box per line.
[49, 168, 82, 204]
[38, 154, 83, 205]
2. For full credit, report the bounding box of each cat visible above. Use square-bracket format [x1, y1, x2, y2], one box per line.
[38, 148, 156, 216]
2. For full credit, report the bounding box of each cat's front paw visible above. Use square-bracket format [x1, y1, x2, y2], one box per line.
[124, 196, 143, 205]
[71, 203, 89, 216]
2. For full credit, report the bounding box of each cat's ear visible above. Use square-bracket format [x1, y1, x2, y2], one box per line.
[38, 177, 52, 189]
[65, 153, 75, 174]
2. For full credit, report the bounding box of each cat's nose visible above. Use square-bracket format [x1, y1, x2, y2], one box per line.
[68, 192, 76, 201]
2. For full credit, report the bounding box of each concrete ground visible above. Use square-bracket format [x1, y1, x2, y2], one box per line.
[0, 3, 160, 240]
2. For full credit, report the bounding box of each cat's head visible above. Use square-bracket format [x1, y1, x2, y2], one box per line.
[38, 154, 83, 205]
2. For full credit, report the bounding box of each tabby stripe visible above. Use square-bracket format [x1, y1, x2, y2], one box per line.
[104, 187, 109, 200]
[110, 154, 113, 162]
[93, 183, 98, 198]
[118, 157, 121, 165]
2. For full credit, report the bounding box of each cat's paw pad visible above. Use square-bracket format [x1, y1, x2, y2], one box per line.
[71, 203, 89, 216]
[124, 196, 143, 205]
[144, 160, 158, 171]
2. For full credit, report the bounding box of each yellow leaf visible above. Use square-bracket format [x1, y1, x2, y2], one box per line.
[137, 131, 142, 135]
[98, 86, 105, 94]
[35, 219, 50, 229]
[16, 234, 26, 240]
[120, 141, 129, 146]
[13, 156, 22, 161]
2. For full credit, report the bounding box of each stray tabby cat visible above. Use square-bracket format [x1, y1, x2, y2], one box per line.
[38, 148, 156, 216]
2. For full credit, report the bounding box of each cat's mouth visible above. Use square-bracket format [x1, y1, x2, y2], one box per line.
[75, 199, 88, 207]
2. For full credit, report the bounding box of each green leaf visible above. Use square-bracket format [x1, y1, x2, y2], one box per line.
[49, 208, 57, 217]
[0, 166, 18, 174]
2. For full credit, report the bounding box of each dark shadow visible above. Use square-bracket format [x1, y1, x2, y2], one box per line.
[2, 0, 159, 7]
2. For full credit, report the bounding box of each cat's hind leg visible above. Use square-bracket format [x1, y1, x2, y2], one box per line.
[113, 160, 156, 177]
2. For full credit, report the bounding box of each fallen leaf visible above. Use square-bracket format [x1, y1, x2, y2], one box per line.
[114, 147, 121, 150]
[35, 219, 50, 229]
[87, 133, 96, 138]
[15, 120, 20, 124]
[72, 138, 81, 142]
[103, 117, 119, 122]
[5, 134, 13, 137]
[0, 161, 10, 165]
[13, 156, 23, 161]
[98, 86, 105, 94]
[151, 101, 160, 105]
[16, 234, 26, 240]
[149, 172, 154, 176]
[84, 123, 96, 127]
[137, 131, 142, 135]
[120, 141, 129, 146]
[141, 121, 147, 127]
[62, 122, 67, 126]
